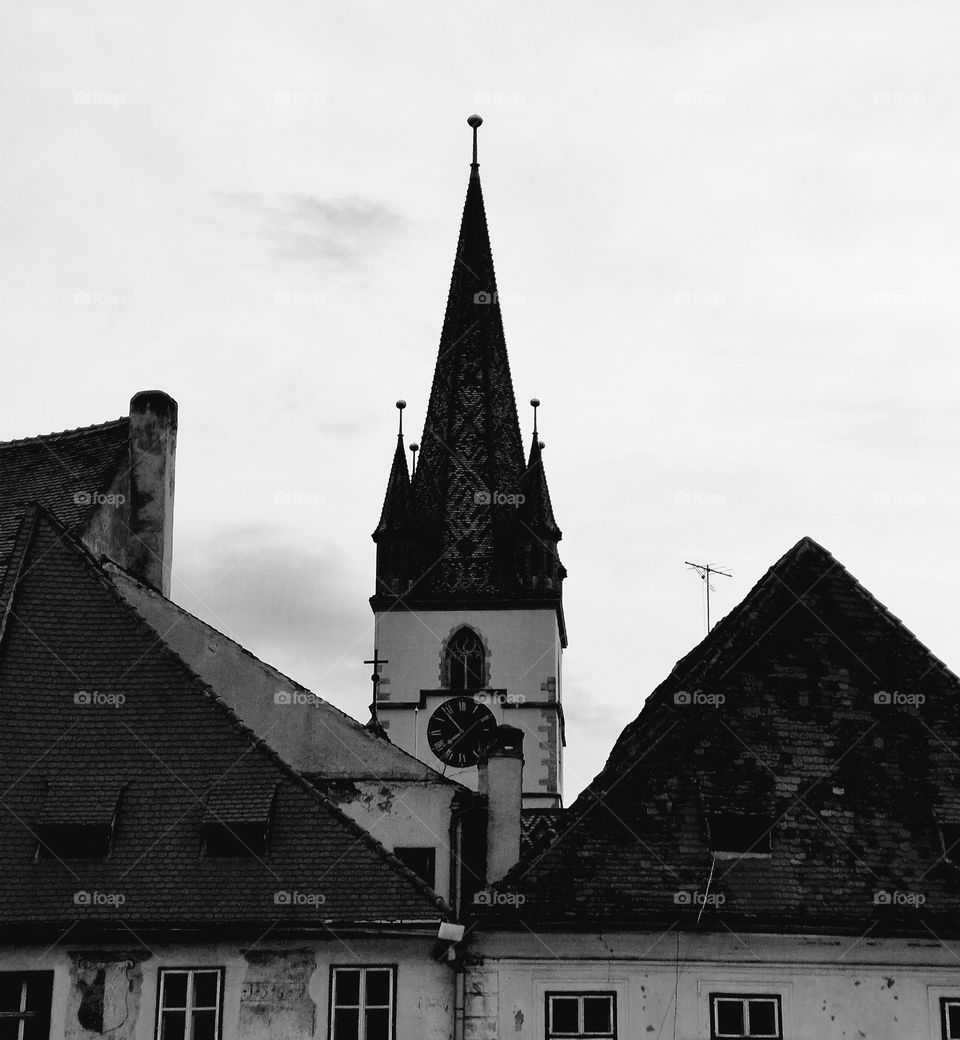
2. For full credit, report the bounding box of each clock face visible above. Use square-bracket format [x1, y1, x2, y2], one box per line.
[427, 697, 497, 767]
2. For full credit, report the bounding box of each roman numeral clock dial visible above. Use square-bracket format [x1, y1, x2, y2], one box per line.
[427, 697, 497, 767]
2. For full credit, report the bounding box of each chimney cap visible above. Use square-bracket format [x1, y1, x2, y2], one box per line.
[483, 724, 524, 761]
[130, 390, 178, 420]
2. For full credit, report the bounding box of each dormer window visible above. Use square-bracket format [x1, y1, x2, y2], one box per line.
[443, 627, 487, 691]
[36, 778, 123, 860]
[707, 812, 772, 857]
[202, 778, 277, 859]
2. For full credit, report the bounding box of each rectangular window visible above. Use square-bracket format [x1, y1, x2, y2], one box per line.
[942, 998, 960, 1040]
[393, 847, 436, 889]
[0, 972, 53, 1040]
[157, 968, 223, 1040]
[330, 967, 396, 1040]
[545, 992, 616, 1039]
[710, 994, 781, 1038]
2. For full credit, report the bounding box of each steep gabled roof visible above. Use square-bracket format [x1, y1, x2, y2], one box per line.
[0, 506, 446, 937]
[475, 537, 960, 938]
[0, 418, 129, 580]
[108, 562, 456, 784]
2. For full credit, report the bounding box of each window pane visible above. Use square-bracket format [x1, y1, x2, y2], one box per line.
[747, 999, 777, 1036]
[550, 996, 580, 1033]
[0, 1023, 21, 1040]
[0, 976, 23, 1012]
[192, 972, 219, 1009]
[333, 1007, 359, 1039]
[160, 1010, 186, 1040]
[365, 970, 391, 1007]
[191, 1009, 217, 1040]
[162, 973, 189, 1009]
[948, 1003, 960, 1040]
[334, 970, 361, 1007]
[583, 995, 612, 1033]
[23, 975, 53, 1014]
[365, 1007, 390, 1040]
[715, 998, 745, 1035]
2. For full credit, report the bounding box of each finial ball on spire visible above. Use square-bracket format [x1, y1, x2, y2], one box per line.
[539, 440, 546, 450]
[530, 397, 540, 408]
[396, 400, 406, 410]
[410, 442, 419, 450]
[467, 114, 483, 128]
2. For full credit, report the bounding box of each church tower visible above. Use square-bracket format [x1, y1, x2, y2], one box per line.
[370, 116, 567, 808]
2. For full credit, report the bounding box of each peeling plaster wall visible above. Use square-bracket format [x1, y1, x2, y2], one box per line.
[0, 939, 454, 1040]
[65, 952, 147, 1040]
[466, 932, 960, 1039]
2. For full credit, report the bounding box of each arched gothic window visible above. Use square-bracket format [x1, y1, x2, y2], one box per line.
[444, 627, 487, 690]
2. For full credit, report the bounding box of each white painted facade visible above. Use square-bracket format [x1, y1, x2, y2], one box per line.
[464, 931, 960, 1039]
[373, 607, 564, 806]
[0, 938, 454, 1040]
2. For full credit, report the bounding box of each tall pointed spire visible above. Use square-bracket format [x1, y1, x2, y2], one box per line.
[371, 117, 564, 631]
[410, 115, 528, 597]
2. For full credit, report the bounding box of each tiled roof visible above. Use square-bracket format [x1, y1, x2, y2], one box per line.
[0, 506, 446, 936]
[0, 418, 129, 582]
[476, 537, 960, 938]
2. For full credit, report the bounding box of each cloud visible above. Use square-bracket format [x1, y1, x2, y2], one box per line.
[172, 526, 374, 702]
[217, 191, 404, 264]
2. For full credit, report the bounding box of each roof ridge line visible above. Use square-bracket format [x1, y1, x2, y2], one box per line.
[18, 507, 450, 919]
[0, 415, 128, 450]
[103, 561, 460, 786]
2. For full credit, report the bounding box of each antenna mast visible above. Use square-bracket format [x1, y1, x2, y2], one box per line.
[685, 561, 732, 632]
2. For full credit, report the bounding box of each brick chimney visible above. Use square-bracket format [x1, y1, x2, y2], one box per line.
[127, 391, 177, 596]
[478, 724, 524, 884]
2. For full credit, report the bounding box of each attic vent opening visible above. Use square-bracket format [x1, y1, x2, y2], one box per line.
[38, 823, 112, 860]
[201, 778, 277, 860]
[203, 821, 267, 858]
[707, 812, 772, 857]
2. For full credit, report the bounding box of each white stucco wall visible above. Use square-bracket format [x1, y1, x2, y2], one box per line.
[465, 931, 960, 1039]
[0, 938, 454, 1040]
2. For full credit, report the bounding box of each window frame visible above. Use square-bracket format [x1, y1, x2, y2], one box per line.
[155, 967, 224, 1040]
[544, 991, 617, 1039]
[942, 997, 960, 1040]
[709, 993, 782, 1039]
[0, 970, 54, 1040]
[328, 965, 398, 1040]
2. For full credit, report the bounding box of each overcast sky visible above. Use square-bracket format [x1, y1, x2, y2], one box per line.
[2, 1, 958, 801]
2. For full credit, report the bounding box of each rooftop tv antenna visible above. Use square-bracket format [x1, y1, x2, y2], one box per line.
[685, 561, 732, 632]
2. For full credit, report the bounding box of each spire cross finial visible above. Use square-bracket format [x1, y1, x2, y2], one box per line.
[396, 399, 406, 438]
[467, 114, 483, 167]
[409, 441, 419, 476]
[530, 397, 540, 437]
